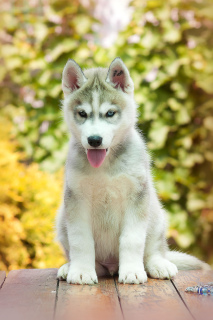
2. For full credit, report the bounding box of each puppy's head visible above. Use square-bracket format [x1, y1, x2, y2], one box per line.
[62, 58, 137, 168]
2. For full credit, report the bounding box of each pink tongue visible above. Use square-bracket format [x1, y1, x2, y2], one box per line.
[87, 149, 106, 168]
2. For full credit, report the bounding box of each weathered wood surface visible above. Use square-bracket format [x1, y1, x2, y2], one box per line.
[0, 269, 212, 320]
[0, 269, 57, 320]
[0, 271, 6, 289]
[55, 276, 123, 320]
[115, 277, 192, 320]
[172, 270, 213, 320]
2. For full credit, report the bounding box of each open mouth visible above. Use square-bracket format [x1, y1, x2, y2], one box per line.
[87, 148, 108, 168]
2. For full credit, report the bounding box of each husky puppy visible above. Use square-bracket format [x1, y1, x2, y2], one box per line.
[56, 58, 210, 284]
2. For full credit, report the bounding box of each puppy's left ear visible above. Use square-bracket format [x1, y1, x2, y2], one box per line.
[106, 58, 134, 94]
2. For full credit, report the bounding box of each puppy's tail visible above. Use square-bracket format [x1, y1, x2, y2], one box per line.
[166, 251, 211, 271]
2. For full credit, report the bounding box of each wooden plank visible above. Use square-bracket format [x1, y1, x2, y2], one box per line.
[0, 269, 58, 320]
[172, 270, 213, 320]
[55, 276, 123, 320]
[0, 271, 6, 289]
[115, 274, 192, 320]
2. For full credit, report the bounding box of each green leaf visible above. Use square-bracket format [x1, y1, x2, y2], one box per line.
[47, 40, 77, 62]
[149, 121, 169, 149]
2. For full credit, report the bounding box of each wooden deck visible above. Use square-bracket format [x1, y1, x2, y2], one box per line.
[0, 269, 212, 320]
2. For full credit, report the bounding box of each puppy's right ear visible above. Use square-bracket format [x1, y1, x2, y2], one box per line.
[62, 60, 87, 98]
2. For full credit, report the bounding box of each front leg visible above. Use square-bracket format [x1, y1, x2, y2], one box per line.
[119, 200, 149, 284]
[57, 187, 97, 285]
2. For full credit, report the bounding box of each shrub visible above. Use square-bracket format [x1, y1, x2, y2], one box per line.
[0, 110, 65, 270]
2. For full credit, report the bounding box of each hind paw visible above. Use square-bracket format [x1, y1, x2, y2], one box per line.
[146, 257, 178, 279]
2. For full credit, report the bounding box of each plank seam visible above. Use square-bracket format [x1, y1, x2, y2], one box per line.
[0, 273, 6, 290]
[171, 279, 196, 320]
[113, 277, 125, 320]
[53, 279, 59, 320]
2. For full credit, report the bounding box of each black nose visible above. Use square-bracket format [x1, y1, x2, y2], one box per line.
[88, 135, 103, 147]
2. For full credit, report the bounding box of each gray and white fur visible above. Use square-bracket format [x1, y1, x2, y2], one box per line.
[56, 58, 210, 284]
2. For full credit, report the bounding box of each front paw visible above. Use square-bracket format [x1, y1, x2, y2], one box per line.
[118, 264, 148, 284]
[67, 266, 98, 285]
[57, 262, 70, 280]
[57, 263, 98, 285]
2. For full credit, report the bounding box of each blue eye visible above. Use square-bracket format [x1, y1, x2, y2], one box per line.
[106, 111, 116, 117]
[78, 110, 87, 118]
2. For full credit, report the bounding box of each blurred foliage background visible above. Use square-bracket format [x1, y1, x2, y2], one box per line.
[0, 0, 213, 271]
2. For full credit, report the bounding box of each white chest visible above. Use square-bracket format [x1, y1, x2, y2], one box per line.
[72, 172, 137, 212]
[67, 170, 143, 261]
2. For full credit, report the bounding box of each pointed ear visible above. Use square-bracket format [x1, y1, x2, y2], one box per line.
[62, 59, 87, 98]
[106, 58, 134, 94]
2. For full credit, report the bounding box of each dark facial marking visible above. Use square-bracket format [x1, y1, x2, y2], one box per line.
[89, 112, 94, 120]
[74, 106, 87, 124]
